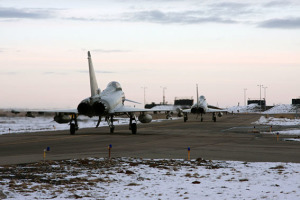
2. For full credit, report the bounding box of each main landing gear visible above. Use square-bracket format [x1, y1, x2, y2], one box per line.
[70, 114, 78, 135]
[184, 113, 188, 122]
[106, 114, 137, 134]
[212, 112, 216, 122]
[129, 114, 137, 134]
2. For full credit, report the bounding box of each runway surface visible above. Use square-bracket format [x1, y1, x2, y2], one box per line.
[0, 114, 299, 165]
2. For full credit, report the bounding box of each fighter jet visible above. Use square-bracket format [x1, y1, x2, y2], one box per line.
[181, 85, 227, 122]
[14, 51, 172, 135]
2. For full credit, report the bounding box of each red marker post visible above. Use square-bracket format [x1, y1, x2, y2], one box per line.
[188, 147, 191, 161]
[108, 144, 112, 159]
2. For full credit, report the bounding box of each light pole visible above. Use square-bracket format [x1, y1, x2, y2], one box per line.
[244, 88, 247, 106]
[263, 86, 267, 110]
[141, 86, 147, 107]
[160, 86, 167, 105]
[257, 84, 263, 112]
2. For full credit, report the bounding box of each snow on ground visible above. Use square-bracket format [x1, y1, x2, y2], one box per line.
[0, 116, 176, 135]
[227, 103, 299, 114]
[0, 157, 299, 200]
[226, 104, 260, 113]
[263, 104, 298, 114]
[283, 138, 300, 142]
[252, 116, 300, 140]
[0, 116, 128, 135]
[253, 116, 300, 126]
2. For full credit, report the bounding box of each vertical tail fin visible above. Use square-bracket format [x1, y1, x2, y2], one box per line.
[87, 51, 99, 96]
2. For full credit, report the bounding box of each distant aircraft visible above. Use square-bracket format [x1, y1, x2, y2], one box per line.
[13, 51, 171, 135]
[181, 85, 227, 122]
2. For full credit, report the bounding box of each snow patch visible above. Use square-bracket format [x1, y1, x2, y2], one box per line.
[0, 157, 299, 200]
[253, 116, 300, 126]
[263, 104, 298, 114]
[227, 104, 260, 113]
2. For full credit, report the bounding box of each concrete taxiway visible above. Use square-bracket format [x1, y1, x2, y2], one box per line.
[0, 114, 299, 165]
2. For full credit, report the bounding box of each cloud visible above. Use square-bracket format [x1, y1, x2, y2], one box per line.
[0, 7, 54, 19]
[64, 17, 97, 21]
[263, 1, 291, 7]
[43, 72, 67, 75]
[259, 18, 300, 29]
[210, 2, 249, 9]
[0, 71, 18, 75]
[77, 70, 115, 74]
[122, 10, 237, 24]
[92, 49, 132, 53]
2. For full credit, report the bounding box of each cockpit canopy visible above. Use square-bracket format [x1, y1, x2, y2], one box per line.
[107, 81, 122, 91]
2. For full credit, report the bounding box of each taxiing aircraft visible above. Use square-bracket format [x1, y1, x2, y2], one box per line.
[13, 51, 172, 135]
[181, 85, 227, 122]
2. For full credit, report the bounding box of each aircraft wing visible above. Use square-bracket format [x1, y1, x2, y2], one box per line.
[206, 108, 227, 113]
[182, 109, 191, 113]
[11, 109, 78, 115]
[112, 106, 174, 114]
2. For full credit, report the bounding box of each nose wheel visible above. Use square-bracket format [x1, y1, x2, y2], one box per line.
[110, 125, 115, 133]
[106, 116, 115, 133]
[69, 114, 78, 135]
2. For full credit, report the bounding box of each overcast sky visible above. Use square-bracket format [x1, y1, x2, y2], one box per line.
[0, 0, 299, 109]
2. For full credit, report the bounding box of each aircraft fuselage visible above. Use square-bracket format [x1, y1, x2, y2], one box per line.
[77, 81, 125, 117]
[190, 95, 208, 114]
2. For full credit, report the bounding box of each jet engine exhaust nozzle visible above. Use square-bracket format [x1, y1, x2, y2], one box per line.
[92, 101, 108, 115]
[77, 102, 92, 115]
[191, 107, 205, 114]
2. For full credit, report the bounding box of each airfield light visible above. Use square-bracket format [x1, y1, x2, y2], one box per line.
[108, 144, 112, 159]
[43, 149, 46, 161]
[257, 84, 263, 112]
[188, 147, 191, 160]
[141, 86, 147, 106]
[263, 86, 268, 110]
[244, 88, 247, 106]
[160, 86, 167, 105]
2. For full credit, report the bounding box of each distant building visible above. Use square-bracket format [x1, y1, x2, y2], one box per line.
[247, 99, 266, 106]
[145, 97, 194, 109]
[145, 102, 157, 109]
[292, 98, 300, 105]
[174, 97, 194, 107]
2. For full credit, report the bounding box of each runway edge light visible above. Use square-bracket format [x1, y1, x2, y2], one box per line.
[43, 149, 46, 161]
[108, 144, 112, 160]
